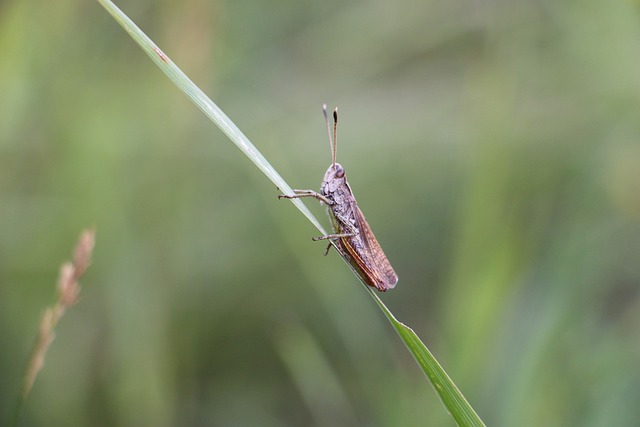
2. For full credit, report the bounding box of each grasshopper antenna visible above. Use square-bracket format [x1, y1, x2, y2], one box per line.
[332, 107, 338, 169]
[322, 104, 335, 169]
[323, 105, 340, 170]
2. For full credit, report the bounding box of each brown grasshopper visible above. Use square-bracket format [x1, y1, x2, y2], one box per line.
[279, 105, 398, 292]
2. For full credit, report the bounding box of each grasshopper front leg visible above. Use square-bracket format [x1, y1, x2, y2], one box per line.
[278, 189, 333, 206]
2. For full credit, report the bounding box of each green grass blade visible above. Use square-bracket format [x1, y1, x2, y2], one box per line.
[369, 290, 486, 427]
[97, 1, 486, 425]
[97, 0, 326, 236]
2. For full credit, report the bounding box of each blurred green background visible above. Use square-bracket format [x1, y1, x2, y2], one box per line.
[2, 0, 640, 425]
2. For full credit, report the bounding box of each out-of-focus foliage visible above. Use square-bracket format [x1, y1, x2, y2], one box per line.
[1, 0, 639, 426]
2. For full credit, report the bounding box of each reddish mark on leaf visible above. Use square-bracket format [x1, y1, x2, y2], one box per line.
[153, 46, 168, 62]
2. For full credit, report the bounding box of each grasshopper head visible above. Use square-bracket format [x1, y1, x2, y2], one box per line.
[321, 162, 346, 195]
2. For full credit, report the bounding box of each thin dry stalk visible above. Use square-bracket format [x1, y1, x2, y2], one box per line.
[20, 228, 96, 400]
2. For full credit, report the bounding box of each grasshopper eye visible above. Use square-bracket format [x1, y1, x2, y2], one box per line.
[335, 166, 345, 178]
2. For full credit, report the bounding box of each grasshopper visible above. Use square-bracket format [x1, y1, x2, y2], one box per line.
[279, 105, 398, 292]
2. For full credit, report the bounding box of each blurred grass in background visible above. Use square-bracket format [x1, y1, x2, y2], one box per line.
[1, 0, 640, 426]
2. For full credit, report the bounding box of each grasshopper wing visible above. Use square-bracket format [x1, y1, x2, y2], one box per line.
[343, 201, 398, 292]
